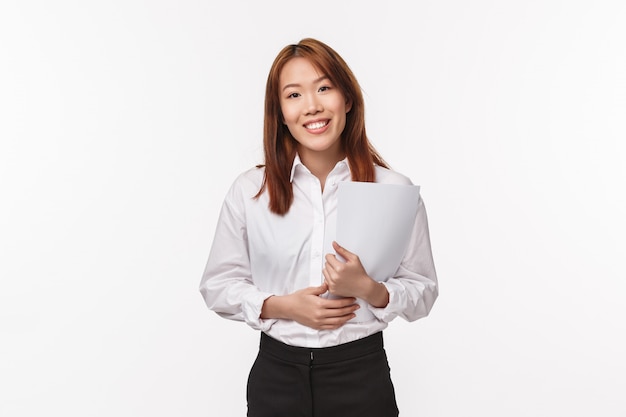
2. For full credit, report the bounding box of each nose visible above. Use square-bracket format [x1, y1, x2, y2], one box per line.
[305, 94, 323, 115]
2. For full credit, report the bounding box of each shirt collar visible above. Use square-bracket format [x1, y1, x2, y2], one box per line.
[289, 153, 351, 183]
[289, 153, 305, 183]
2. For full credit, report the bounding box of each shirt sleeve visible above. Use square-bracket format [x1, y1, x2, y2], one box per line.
[366, 196, 439, 322]
[199, 181, 277, 331]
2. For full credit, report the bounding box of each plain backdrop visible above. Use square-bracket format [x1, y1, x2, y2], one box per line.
[1, 1, 625, 416]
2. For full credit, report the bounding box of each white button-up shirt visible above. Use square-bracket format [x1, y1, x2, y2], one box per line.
[200, 156, 438, 347]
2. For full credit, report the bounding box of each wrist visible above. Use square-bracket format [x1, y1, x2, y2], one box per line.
[261, 294, 291, 320]
[362, 279, 389, 308]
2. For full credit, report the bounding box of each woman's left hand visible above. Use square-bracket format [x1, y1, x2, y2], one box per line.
[323, 241, 390, 308]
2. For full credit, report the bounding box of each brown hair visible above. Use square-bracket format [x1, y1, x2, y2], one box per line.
[257, 38, 388, 215]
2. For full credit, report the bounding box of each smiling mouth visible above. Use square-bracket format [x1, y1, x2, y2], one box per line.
[304, 120, 329, 130]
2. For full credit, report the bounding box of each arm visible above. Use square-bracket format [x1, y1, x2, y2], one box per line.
[199, 184, 275, 331]
[381, 196, 438, 322]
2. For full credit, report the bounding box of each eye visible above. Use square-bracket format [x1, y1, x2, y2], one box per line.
[318, 86, 331, 92]
[286, 92, 300, 99]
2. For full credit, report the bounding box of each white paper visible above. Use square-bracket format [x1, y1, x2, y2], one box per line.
[335, 181, 421, 322]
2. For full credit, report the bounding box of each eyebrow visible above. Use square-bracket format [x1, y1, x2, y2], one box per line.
[282, 75, 329, 92]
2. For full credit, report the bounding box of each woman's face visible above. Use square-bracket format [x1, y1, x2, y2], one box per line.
[279, 57, 352, 163]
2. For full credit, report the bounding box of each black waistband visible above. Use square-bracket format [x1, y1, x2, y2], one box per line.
[259, 332, 384, 365]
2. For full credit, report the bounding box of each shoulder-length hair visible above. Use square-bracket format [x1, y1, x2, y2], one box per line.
[257, 38, 388, 215]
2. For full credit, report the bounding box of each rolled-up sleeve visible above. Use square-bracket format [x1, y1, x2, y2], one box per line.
[199, 183, 276, 331]
[367, 196, 439, 322]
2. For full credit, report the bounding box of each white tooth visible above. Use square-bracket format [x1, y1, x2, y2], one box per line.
[307, 121, 326, 129]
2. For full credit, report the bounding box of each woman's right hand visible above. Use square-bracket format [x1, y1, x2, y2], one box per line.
[261, 283, 360, 330]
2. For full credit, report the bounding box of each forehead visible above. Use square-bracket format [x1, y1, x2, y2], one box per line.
[279, 57, 326, 86]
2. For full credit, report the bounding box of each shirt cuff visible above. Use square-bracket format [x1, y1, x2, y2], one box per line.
[366, 281, 404, 322]
[241, 290, 277, 331]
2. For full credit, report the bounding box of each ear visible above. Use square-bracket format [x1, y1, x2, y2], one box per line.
[345, 99, 353, 113]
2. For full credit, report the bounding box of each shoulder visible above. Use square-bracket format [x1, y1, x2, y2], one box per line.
[224, 166, 265, 203]
[374, 165, 414, 185]
[233, 165, 265, 188]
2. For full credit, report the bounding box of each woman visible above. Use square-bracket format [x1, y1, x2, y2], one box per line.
[200, 38, 438, 417]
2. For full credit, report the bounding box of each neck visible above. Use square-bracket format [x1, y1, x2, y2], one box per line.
[298, 148, 344, 191]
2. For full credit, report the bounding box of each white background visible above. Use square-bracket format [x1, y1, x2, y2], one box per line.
[1, 1, 625, 416]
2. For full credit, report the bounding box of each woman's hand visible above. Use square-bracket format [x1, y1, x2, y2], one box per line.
[261, 282, 360, 330]
[323, 241, 390, 308]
